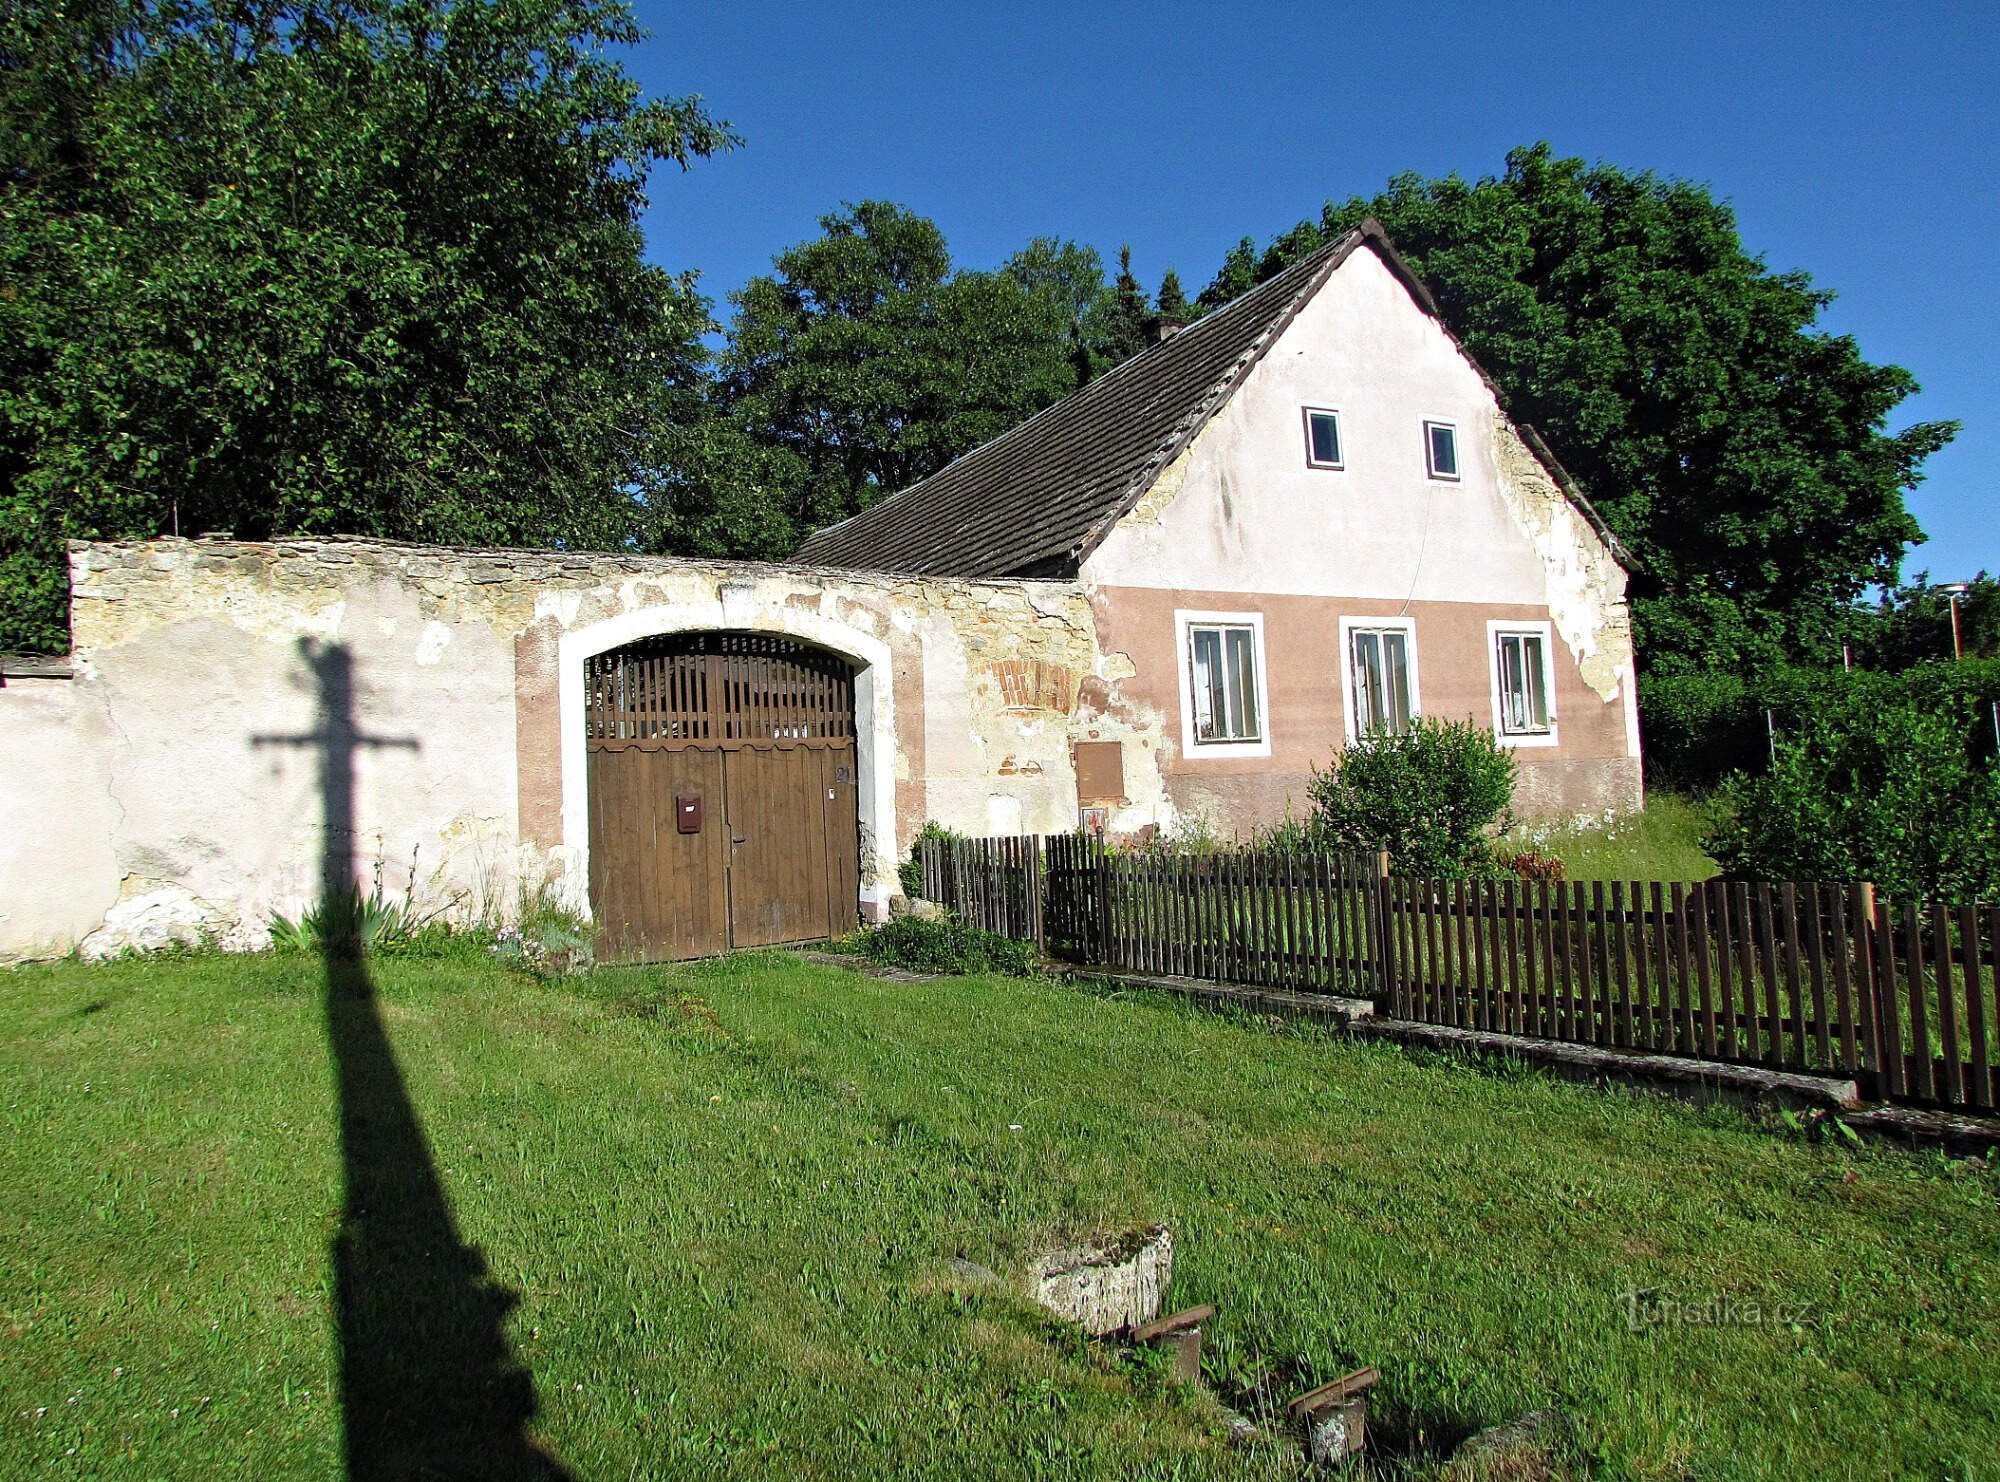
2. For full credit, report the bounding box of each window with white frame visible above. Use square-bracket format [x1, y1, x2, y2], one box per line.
[1423, 419, 1460, 481]
[1488, 621, 1558, 746]
[1341, 619, 1419, 740]
[1186, 620, 1263, 744]
[1302, 406, 1344, 470]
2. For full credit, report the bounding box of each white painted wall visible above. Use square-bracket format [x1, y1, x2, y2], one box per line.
[0, 678, 121, 962]
[1083, 246, 1549, 606]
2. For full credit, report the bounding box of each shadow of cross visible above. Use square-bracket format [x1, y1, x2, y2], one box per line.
[254, 638, 569, 1481]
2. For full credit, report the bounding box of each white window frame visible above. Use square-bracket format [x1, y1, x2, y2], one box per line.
[1175, 609, 1272, 760]
[1338, 616, 1422, 744]
[1422, 417, 1461, 482]
[1487, 619, 1559, 748]
[1302, 405, 1345, 471]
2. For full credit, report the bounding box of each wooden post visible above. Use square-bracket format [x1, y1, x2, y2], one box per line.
[1370, 851, 1393, 1008]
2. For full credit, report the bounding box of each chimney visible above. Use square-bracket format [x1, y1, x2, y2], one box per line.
[1149, 315, 1182, 346]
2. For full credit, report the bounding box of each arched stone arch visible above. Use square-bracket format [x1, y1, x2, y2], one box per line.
[556, 597, 898, 919]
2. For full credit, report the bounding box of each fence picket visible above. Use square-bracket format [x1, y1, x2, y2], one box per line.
[1931, 902, 1963, 1106]
[1965, 904, 1992, 1112]
[1900, 903, 1933, 1102]
[1757, 883, 1783, 1066]
[1803, 886, 1831, 1071]
[1630, 881, 1654, 1049]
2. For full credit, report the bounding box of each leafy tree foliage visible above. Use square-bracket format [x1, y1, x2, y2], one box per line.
[1849, 572, 2000, 668]
[1304, 717, 1516, 878]
[1097, 244, 1154, 369]
[0, 0, 729, 652]
[1154, 269, 1189, 329]
[1198, 145, 1958, 672]
[1195, 237, 1259, 314]
[1002, 236, 1109, 389]
[715, 202, 1080, 537]
[1711, 701, 2000, 903]
[1639, 657, 2000, 791]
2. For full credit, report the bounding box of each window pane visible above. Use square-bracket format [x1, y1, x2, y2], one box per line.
[1190, 625, 1260, 743]
[1190, 627, 1220, 739]
[1428, 422, 1458, 478]
[1308, 410, 1341, 466]
[1496, 632, 1549, 733]
[1351, 631, 1381, 734]
[1226, 626, 1259, 739]
[1382, 632, 1411, 734]
[1522, 634, 1548, 729]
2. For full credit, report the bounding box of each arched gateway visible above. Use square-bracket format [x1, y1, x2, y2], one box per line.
[583, 632, 861, 963]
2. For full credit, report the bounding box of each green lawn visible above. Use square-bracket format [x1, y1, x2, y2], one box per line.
[1, 948, 1994, 1480]
[1500, 791, 1722, 883]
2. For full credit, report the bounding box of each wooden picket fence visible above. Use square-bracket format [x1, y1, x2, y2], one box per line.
[918, 833, 1044, 942]
[915, 833, 2000, 1114]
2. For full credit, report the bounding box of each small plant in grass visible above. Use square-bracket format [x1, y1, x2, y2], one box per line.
[268, 886, 442, 957]
[1306, 717, 1516, 879]
[854, 913, 1039, 976]
[1498, 848, 1567, 883]
[491, 876, 594, 977]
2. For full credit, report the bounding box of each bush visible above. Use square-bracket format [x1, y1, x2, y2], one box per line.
[854, 913, 1039, 976]
[1640, 659, 2000, 791]
[1710, 704, 2000, 902]
[898, 821, 959, 899]
[1305, 717, 1516, 879]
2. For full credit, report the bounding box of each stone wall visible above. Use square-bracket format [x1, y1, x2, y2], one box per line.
[0, 536, 1101, 961]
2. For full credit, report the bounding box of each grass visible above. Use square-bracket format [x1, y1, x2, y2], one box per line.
[1500, 792, 1722, 883]
[2, 947, 1996, 1479]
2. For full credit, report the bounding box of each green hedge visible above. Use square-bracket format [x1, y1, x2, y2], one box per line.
[854, 913, 1039, 977]
[1640, 660, 2000, 790]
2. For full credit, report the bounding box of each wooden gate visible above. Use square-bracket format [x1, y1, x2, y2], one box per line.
[584, 633, 861, 963]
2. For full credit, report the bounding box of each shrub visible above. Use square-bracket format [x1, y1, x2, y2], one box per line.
[1710, 704, 2000, 903]
[854, 913, 1039, 976]
[1640, 659, 2000, 791]
[1498, 848, 1567, 883]
[268, 885, 444, 957]
[898, 821, 959, 899]
[1305, 717, 1516, 879]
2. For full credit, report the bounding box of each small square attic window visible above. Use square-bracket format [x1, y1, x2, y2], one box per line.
[1303, 407, 1343, 470]
[1424, 420, 1460, 481]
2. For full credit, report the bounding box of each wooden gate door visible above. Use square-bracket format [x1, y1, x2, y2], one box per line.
[585, 633, 860, 963]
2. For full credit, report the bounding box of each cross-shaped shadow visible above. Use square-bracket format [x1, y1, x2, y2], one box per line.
[256, 638, 569, 1480]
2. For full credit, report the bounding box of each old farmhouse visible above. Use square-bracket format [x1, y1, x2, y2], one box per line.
[0, 222, 1639, 964]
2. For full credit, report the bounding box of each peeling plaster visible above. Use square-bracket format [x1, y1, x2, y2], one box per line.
[1490, 415, 1634, 703]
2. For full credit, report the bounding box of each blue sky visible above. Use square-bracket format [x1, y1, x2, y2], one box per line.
[626, 1, 1997, 582]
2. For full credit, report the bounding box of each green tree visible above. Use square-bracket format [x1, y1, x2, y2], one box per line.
[1199, 146, 1957, 672]
[1154, 269, 1189, 332]
[0, 0, 730, 653]
[1002, 236, 1108, 390]
[1098, 244, 1154, 369]
[720, 202, 1079, 533]
[1195, 237, 1259, 314]
[1849, 571, 2000, 668]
